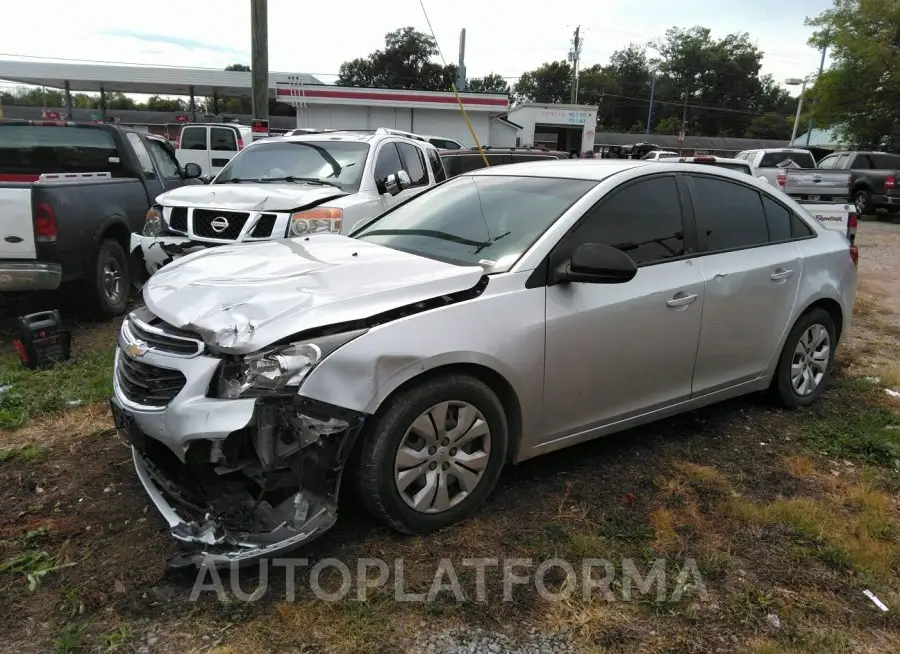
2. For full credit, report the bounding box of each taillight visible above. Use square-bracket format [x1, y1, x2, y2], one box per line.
[886, 175, 896, 190]
[849, 244, 859, 267]
[33, 202, 58, 244]
[776, 172, 786, 189]
[237, 138, 245, 150]
[175, 134, 181, 149]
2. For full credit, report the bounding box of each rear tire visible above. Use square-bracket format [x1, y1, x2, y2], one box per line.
[854, 189, 872, 216]
[87, 238, 130, 318]
[772, 308, 837, 409]
[355, 374, 508, 535]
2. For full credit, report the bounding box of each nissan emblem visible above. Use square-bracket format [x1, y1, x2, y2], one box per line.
[211, 216, 229, 233]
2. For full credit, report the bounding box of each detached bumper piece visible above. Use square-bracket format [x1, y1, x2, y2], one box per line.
[111, 395, 366, 567]
[129, 233, 209, 289]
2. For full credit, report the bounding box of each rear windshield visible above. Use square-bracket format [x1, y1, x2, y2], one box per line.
[760, 151, 816, 169]
[0, 124, 120, 175]
[688, 160, 752, 175]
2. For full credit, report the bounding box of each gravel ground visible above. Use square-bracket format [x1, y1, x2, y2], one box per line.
[857, 218, 900, 312]
[412, 628, 574, 654]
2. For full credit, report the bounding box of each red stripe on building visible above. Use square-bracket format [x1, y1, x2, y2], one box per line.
[0, 174, 40, 182]
[276, 87, 508, 107]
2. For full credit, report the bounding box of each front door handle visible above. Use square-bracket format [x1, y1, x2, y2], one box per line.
[771, 268, 794, 281]
[667, 292, 698, 308]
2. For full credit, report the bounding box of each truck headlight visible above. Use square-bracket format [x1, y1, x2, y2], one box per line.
[289, 207, 342, 237]
[143, 205, 163, 236]
[216, 329, 366, 398]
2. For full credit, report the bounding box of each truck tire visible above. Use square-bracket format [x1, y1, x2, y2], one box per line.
[87, 238, 130, 318]
[853, 189, 872, 217]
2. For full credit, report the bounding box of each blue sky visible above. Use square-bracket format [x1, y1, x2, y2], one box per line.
[0, 0, 834, 96]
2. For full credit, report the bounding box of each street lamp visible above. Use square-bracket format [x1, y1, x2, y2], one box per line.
[645, 67, 659, 136]
[785, 76, 813, 146]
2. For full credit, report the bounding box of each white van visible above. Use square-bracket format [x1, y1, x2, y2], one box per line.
[175, 123, 253, 176]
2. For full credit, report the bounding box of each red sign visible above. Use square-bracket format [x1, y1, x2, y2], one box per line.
[251, 119, 269, 134]
[175, 115, 190, 123]
[41, 109, 61, 120]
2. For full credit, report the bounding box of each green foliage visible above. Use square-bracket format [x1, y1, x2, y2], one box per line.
[806, 0, 900, 149]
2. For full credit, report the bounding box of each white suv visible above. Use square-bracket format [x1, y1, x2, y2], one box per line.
[131, 128, 446, 283]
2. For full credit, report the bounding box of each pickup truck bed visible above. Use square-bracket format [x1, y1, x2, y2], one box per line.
[0, 120, 202, 316]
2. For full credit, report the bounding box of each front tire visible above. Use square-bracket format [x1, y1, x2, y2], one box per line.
[355, 374, 508, 535]
[854, 189, 872, 216]
[772, 308, 837, 409]
[87, 238, 130, 318]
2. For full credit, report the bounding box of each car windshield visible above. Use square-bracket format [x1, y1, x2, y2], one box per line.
[354, 174, 596, 273]
[214, 140, 370, 191]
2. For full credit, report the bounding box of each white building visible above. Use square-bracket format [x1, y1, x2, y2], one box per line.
[276, 83, 515, 148]
[504, 103, 599, 154]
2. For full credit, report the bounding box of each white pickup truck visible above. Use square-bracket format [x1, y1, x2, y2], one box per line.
[130, 128, 446, 286]
[779, 168, 857, 258]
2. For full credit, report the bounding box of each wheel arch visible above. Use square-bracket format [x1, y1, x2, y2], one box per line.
[364, 362, 524, 464]
[91, 214, 132, 253]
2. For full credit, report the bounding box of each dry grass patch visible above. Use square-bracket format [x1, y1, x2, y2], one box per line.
[783, 455, 814, 479]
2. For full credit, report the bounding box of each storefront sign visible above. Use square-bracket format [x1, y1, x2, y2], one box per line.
[538, 109, 592, 125]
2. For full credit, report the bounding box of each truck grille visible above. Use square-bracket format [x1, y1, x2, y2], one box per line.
[250, 213, 278, 238]
[124, 312, 204, 357]
[192, 209, 249, 240]
[117, 352, 187, 407]
[168, 207, 188, 233]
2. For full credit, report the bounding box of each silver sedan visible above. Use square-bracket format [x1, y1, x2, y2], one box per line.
[109, 159, 858, 565]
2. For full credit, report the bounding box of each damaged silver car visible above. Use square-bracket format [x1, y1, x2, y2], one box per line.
[110, 159, 857, 566]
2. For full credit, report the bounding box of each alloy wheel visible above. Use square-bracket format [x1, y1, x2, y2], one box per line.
[103, 257, 123, 304]
[791, 323, 830, 396]
[393, 401, 491, 514]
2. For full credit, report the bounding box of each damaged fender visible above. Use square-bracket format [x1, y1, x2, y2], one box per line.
[130, 233, 210, 289]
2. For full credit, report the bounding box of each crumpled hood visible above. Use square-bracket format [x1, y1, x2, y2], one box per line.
[142, 235, 485, 354]
[155, 183, 347, 212]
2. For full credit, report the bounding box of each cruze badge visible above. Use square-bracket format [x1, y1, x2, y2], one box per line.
[211, 216, 229, 233]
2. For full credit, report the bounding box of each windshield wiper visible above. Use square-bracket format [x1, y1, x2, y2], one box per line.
[259, 176, 342, 188]
[360, 228, 510, 254]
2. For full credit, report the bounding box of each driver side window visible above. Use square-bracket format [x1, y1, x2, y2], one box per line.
[373, 142, 402, 190]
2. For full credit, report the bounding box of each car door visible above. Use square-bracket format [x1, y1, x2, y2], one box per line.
[686, 174, 803, 396]
[145, 137, 192, 192]
[372, 140, 406, 212]
[542, 174, 705, 440]
[209, 126, 239, 174]
[177, 126, 210, 173]
[396, 142, 432, 200]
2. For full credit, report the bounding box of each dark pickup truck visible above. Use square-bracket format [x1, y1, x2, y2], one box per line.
[0, 120, 203, 316]
[816, 150, 900, 217]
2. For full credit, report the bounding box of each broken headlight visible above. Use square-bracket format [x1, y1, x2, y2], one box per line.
[216, 329, 366, 398]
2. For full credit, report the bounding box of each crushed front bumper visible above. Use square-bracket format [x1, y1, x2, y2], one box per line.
[109, 320, 367, 567]
[129, 233, 210, 289]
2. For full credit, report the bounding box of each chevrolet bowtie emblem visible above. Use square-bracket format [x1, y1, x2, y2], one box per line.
[125, 341, 148, 358]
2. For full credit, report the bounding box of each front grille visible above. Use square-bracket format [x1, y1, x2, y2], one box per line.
[117, 352, 187, 407]
[250, 213, 278, 238]
[126, 313, 204, 357]
[192, 209, 249, 240]
[168, 207, 187, 233]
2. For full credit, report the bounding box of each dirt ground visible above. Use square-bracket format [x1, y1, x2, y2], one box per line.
[1, 221, 899, 654]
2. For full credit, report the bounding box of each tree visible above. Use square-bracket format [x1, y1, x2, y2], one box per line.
[806, 0, 900, 149]
[467, 73, 510, 95]
[513, 61, 572, 104]
[744, 114, 794, 140]
[603, 45, 653, 131]
[336, 27, 456, 91]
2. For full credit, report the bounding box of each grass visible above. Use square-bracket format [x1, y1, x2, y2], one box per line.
[0, 442, 46, 462]
[0, 346, 114, 429]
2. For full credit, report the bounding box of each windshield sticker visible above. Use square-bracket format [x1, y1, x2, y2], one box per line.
[478, 259, 496, 267]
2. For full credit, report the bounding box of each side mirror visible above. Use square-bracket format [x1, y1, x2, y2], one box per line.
[183, 162, 202, 179]
[551, 243, 637, 285]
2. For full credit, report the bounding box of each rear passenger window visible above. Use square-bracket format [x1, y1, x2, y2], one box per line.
[180, 127, 207, 150]
[792, 215, 814, 237]
[397, 143, 428, 187]
[457, 154, 488, 175]
[762, 195, 792, 242]
[426, 148, 447, 183]
[571, 176, 685, 265]
[510, 154, 553, 164]
[210, 128, 237, 152]
[690, 176, 768, 252]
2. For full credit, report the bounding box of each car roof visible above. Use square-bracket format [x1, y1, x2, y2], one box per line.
[265, 131, 432, 146]
[466, 158, 764, 182]
[441, 147, 568, 156]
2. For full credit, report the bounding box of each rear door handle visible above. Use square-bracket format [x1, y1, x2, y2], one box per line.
[667, 292, 698, 308]
[771, 268, 794, 281]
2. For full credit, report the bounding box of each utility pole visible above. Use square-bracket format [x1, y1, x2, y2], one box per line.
[250, 0, 269, 124]
[456, 29, 467, 91]
[679, 92, 688, 155]
[805, 31, 829, 148]
[568, 26, 582, 104]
